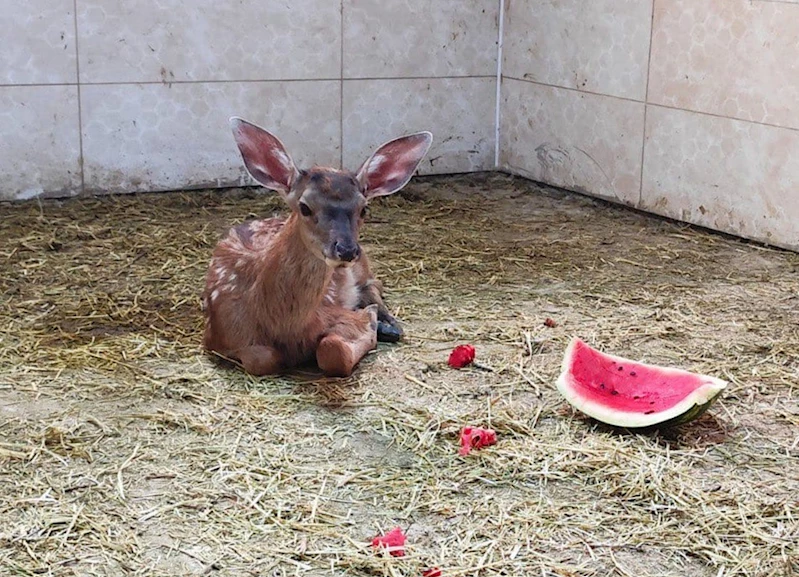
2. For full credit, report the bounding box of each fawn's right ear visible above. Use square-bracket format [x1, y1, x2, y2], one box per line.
[230, 117, 299, 196]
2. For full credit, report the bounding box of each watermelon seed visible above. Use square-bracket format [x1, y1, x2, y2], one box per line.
[617, 366, 624, 371]
[644, 410, 655, 415]
[649, 401, 655, 405]
[633, 395, 641, 400]
[630, 371, 637, 376]
[610, 390, 618, 396]
[599, 383, 606, 389]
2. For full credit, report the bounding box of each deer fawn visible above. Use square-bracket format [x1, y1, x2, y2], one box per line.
[202, 117, 432, 377]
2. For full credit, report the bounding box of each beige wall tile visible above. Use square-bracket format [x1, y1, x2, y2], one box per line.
[0, 0, 76, 84]
[503, 0, 653, 101]
[642, 106, 799, 250]
[500, 79, 645, 205]
[82, 81, 340, 194]
[0, 86, 81, 200]
[649, 0, 799, 129]
[342, 78, 495, 175]
[78, 0, 340, 83]
[344, 0, 497, 78]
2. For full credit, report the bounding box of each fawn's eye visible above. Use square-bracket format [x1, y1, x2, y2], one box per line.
[299, 203, 313, 217]
[360, 206, 368, 219]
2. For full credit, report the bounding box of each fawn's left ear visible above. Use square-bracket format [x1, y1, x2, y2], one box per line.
[356, 131, 433, 199]
[230, 117, 300, 197]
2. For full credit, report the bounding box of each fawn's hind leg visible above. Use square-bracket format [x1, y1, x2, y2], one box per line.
[316, 305, 378, 377]
[237, 345, 283, 376]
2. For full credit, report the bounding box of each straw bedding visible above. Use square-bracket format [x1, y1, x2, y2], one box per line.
[1, 173, 797, 576]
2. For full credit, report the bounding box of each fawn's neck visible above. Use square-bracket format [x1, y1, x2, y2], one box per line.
[259, 214, 333, 327]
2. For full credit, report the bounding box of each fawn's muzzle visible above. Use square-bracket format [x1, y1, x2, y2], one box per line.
[333, 241, 361, 262]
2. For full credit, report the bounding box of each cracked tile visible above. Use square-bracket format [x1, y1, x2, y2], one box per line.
[500, 79, 645, 205]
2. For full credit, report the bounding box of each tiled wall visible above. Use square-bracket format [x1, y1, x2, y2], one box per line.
[1, 0, 498, 200]
[6, 0, 798, 250]
[500, 0, 799, 251]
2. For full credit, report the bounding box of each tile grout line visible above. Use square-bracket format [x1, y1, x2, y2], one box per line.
[642, 103, 799, 136]
[339, 0, 344, 169]
[493, 0, 505, 169]
[504, 75, 645, 105]
[639, 0, 657, 208]
[0, 75, 496, 88]
[503, 75, 799, 135]
[73, 0, 85, 195]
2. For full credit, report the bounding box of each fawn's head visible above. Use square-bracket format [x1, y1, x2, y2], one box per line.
[230, 117, 432, 267]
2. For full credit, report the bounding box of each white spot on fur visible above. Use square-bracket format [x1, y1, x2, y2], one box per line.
[228, 272, 237, 282]
[235, 259, 245, 269]
[211, 289, 219, 302]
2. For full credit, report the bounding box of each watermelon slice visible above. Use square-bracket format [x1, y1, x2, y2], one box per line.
[556, 338, 727, 429]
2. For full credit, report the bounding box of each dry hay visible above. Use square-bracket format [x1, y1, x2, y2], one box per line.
[0, 173, 797, 577]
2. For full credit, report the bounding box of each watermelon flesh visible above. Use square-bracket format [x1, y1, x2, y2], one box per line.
[556, 338, 727, 429]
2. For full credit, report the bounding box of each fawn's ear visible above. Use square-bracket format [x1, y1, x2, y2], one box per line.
[356, 131, 433, 199]
[230, 117, 299, 195]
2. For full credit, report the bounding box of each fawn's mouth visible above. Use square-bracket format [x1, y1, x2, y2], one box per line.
[325, 257, 357, 269]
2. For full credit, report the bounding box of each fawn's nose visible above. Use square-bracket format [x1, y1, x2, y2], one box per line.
[334, 241, 361, 262]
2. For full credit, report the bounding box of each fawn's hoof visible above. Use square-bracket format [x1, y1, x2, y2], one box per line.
[377, 321, 403, 343]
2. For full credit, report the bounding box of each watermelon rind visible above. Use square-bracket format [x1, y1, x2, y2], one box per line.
[556, 338, 727, 429]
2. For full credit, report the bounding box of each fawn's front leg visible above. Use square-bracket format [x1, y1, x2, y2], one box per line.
[359, 279, 404, 342]
[352, 257, 404, 343]
[316, 305, 378, 377]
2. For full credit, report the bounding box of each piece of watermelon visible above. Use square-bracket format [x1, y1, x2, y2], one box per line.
[556, 338, 727, 429]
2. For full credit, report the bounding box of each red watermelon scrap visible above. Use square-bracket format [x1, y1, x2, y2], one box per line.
[448, 344, 476, 369]
[459, 426, 497, 455]
[371, 526, 406, 557]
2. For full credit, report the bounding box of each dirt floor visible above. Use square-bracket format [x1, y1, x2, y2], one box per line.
[1, 173, 797, 577]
